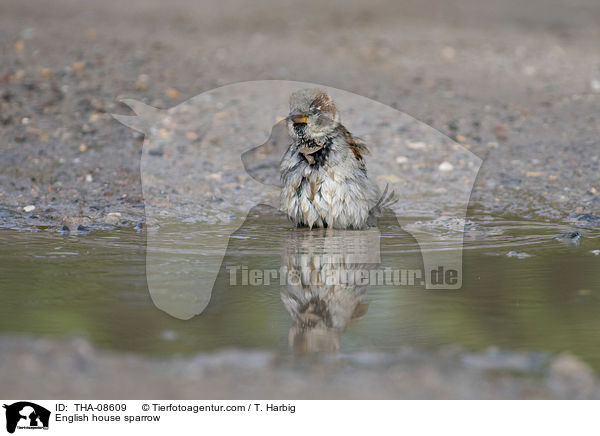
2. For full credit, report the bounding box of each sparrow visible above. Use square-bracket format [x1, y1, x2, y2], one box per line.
[280, 88, 393, 229]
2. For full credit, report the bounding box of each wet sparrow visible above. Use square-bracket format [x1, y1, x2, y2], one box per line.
[280, 89, 391, 229]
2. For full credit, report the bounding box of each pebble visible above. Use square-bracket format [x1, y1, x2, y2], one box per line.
[103, 212, 122, 225]
[160, 330, 178, 341]
[71, 61, 86, 72]
[570, 213, 600, 227]
[555, 231, 582, 246]
[590, 250, 600, 256]
[135, 74, 149, 91]
[407, 141, 426, 150]
[438, 161, 454, 172]
[165, 88, 180, 99]
[148, 149, 164, 157]
[526, 171, 544, 177]
[591, 79, 600, 92]
[23, 205, 35, 212]
[21, 28, 36, 40]
[506, 251, 534, 259]
[442, 46, 456, 60]
[395, 156, 408, 164]
[85, 174, 93, 182]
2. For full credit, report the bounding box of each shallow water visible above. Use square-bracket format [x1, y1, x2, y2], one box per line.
[1, 209, 599, 370]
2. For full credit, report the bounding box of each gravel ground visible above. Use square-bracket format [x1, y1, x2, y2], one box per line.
[1, 0, 599, 229]
[1, 336, 599, 399]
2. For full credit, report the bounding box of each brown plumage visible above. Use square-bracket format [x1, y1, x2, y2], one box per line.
[280, 88, 394, 229]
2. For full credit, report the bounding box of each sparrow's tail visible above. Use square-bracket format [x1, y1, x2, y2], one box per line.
[370, 184, 398, 218]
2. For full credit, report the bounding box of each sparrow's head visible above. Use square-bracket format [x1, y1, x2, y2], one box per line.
[287, 89, 340, 140]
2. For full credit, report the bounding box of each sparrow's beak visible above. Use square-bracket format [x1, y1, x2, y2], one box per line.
[289, 113, 308, 124]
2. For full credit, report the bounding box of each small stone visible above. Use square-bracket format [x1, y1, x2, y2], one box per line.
[186, 131, 199, 140]
[407, 141, 426, 150]
[160, 330, 178, 341]
[547, 353, 597, 399]
[395, 156, 408, 164]
[21, 28, 36, 40]
[447, 120, 459, 131]
[526, 171, 544, 177]
[76, 225, 89, 233]
[71, 61, 86, 71]
[555, 231, 582, 246]
[13, 70, 25, 81]
[590, 79, 600, 92]
[165, 88, 180, 99]
[441, 46, 456, 60]
[59, 225, 70, 233]
[148, 149, 164, 157]
[523, 65, 537, 76]
[506, 251, 534, 259]
[438, 161, 454, 172]
[104, 212, 121, 225]
[15, 40, 25, 53]
[79, 144, 87, 152]
[23, 205, 35, 212]
[40, 68, 53, 77]
[85, 174, 93, 183]
[85, 27, 97, 40]
[81, 123, 95, 134]
[590, 250, 600, 256]
[135, 74, 149, 91]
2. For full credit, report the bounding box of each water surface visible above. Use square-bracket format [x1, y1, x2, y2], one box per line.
[1, 210, 599, 370]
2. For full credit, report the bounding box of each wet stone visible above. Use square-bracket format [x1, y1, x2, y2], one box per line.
[506, 251, 534, 259]
[148, 149, 164, 157]
[569, 213, 600, 227]
[555, 231, 582, 246]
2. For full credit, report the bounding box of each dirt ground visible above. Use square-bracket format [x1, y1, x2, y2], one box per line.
[1, 336, 599, 399]
[1, 0, 599, 228]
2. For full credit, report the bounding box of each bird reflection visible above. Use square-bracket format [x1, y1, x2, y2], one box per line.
[281, 227, 381, 353]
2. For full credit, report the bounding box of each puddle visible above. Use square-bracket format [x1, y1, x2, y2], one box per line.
[1, 209, 599, 371]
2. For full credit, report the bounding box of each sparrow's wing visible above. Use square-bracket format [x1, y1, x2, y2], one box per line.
[340, 126, 370, 160]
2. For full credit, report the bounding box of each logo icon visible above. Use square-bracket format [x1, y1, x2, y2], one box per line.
[3, 402, 50, 434]
[113, 80, 481, 320]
